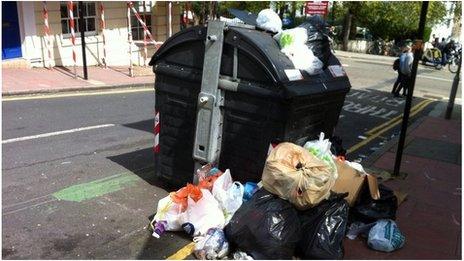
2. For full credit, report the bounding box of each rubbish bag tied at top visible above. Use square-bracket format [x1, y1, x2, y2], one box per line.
[184, 189, 225, 237]
[170, 183, 203, 212]
[224, 188, 301, 260]
[261, 142, 336, 210]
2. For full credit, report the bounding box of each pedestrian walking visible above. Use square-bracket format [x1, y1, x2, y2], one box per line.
[391, 57, 402, 97]
[394, 43, 413, 97]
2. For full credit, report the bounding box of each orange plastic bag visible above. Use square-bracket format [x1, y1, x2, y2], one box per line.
[170, 184, 203, 212]
[198, 173, 222, 191]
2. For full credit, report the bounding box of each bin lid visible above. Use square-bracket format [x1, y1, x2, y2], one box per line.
[150, 24, 350, 97]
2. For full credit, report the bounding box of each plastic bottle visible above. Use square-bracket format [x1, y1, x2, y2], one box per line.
[152, 220, 167, 238]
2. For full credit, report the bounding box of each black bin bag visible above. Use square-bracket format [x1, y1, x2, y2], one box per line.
[352, 184, 398, 223]
[298, 16, 332, 68]
[295, 193, 349, 260]
[224, 188, 302, 260]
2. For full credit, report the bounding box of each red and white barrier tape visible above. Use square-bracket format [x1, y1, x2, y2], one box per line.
[127, 1, 162, 46]
[154, 110, 160, 153]
[100, 2, 107, 68]
[42, 1, 52, 69]
[167, 1, 172, 37]
[142, 1, 148, 66]
[127, 2, 133, 77]
[67, 1, 77, 76]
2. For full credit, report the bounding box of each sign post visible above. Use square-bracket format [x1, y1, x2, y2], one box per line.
[393, 1, 429, 176]
[305, 1, 329, 17]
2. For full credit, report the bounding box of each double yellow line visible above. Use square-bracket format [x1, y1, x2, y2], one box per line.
[347, 99, 433, 154]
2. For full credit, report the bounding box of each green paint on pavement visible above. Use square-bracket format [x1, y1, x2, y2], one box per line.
[52, 173, 141, 202]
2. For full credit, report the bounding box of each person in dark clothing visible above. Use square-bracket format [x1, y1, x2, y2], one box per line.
[391, 58, 402, 97]
[439, 38, 448, 65]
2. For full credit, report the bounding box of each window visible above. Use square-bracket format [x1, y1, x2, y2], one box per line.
[131, 1, 152, 41]
[60, 2, 96, 35]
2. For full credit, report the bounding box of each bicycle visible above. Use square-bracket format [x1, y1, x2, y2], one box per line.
[447, 48, 461, 73]
[367, 39, 385, 55]
[386, 42, 402, 57]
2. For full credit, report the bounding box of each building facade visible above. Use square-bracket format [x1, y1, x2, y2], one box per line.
[2, 1, 181, 67]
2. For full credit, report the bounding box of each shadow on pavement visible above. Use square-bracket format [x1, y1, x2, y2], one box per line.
[123, 119, 153, 134]
[107, 148, 177, 192]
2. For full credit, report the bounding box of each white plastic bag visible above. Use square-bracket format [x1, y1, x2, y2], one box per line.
[151, 195, 184, 232]
[367, 219, 405, 252]
[256, 9, 282, 33]
[223, 182, 244, 223]
[273, 27, 308, 49]
[185, 189, 225, 236]
[345, 161, 368, 175]
[304, 132, 338, 178]
[212, 170, 244, 224]
[212, 169, 233, 197]
[281, 44, 323, 75]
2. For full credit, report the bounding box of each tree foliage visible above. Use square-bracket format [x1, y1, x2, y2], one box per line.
[335, 1, 448, 41]
[218, 1, 271, 18]
[453, 1, 461, 20]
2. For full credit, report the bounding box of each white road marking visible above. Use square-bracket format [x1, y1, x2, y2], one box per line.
[417, 75, 453, 82]
[381, 69, 452, 82]
[2, 88, 153, 101]
[2, 124, 115, 144]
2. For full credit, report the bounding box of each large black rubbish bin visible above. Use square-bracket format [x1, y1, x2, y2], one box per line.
[149, 24, 351, 188]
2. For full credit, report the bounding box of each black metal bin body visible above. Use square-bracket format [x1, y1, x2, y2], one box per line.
[149, 25, 351, 188]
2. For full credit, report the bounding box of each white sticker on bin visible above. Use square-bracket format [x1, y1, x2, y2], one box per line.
[328, 65, 347, 77]
[284, 69, 304, 81]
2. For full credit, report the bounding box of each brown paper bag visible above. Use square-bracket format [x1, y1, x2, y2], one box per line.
[261, 142, 336, 210]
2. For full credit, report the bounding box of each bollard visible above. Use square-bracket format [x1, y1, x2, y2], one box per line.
[445, 58, 461, 119]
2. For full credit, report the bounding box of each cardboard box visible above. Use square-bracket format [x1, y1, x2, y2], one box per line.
[332, 160, 380, 206]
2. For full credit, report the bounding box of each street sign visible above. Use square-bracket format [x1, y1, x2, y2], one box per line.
[305, 1, 329, 16]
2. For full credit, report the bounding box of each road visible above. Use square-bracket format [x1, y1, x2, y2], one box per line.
[2, 55, 459, 259]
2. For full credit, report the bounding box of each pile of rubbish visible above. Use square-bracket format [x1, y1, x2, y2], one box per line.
[255, 9, 332, 75]
[149, 132, 406, 259]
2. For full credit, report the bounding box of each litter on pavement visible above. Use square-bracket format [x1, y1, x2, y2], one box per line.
[149, 132, 406, 259]
[148, 10, 406, 259]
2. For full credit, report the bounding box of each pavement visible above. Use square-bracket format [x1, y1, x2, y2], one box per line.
[344, 106, 462, 259]
[2, 66, 154, 95]
[336, 50, 397, 64]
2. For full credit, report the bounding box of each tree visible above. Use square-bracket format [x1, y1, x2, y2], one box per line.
[452, 1, 461, 40]
[453, 1, 461, 20]
[218, 1, 271, 18]
[336, 1, 447, 42]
